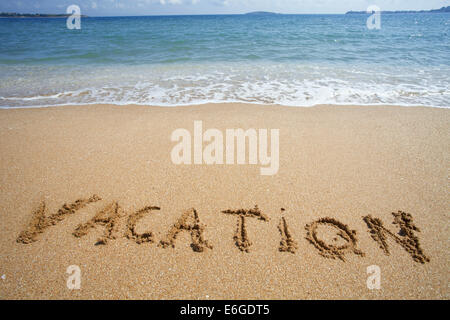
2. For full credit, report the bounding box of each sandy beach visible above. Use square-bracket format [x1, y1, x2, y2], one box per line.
[0, 103, 448, 299]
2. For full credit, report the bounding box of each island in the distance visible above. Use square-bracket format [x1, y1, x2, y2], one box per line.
[245, 11, 280, 16]
[346, 6, 450, 14]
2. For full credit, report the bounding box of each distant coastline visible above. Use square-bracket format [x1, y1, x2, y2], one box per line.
[0, 12, 88, 18]
[346, 6, 450, 14]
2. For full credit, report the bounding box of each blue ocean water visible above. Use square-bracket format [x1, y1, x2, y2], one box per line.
[0, 14, 449, 107]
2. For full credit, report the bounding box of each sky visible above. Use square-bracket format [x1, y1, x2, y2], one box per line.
[1, 0, 449, 16]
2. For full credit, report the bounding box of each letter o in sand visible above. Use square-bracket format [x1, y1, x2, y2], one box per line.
[305, 217, 365, 261]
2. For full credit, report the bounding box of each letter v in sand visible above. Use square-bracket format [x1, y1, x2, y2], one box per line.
[16, 195, 101, 244]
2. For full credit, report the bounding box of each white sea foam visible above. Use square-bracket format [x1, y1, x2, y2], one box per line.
[0, 63, 448, 108]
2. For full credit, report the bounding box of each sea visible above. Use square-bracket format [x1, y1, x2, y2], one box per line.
[0, 13, 449, 108]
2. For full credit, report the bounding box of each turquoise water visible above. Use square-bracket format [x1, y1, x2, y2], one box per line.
[0, 14, 449, 107]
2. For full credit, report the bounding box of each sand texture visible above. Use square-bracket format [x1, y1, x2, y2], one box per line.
[0, 103, 448, 299]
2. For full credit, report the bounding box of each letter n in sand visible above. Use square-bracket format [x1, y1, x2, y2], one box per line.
[363, 211, 429, 263]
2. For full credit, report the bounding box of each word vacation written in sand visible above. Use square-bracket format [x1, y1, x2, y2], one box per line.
[16, 195, 430, 264]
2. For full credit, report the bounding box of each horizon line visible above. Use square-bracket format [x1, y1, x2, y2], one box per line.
[2, 12, 446, 18]
[2, 5, 448, 17]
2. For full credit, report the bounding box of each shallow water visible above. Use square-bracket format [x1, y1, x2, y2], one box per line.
[0, 14, 449, 107]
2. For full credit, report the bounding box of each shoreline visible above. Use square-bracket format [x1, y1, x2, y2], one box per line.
[0, 103, 448, 299]
[0, 102, 448, 110]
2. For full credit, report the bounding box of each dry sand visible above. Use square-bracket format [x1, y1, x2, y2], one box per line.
[0, 103, 448, 299]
